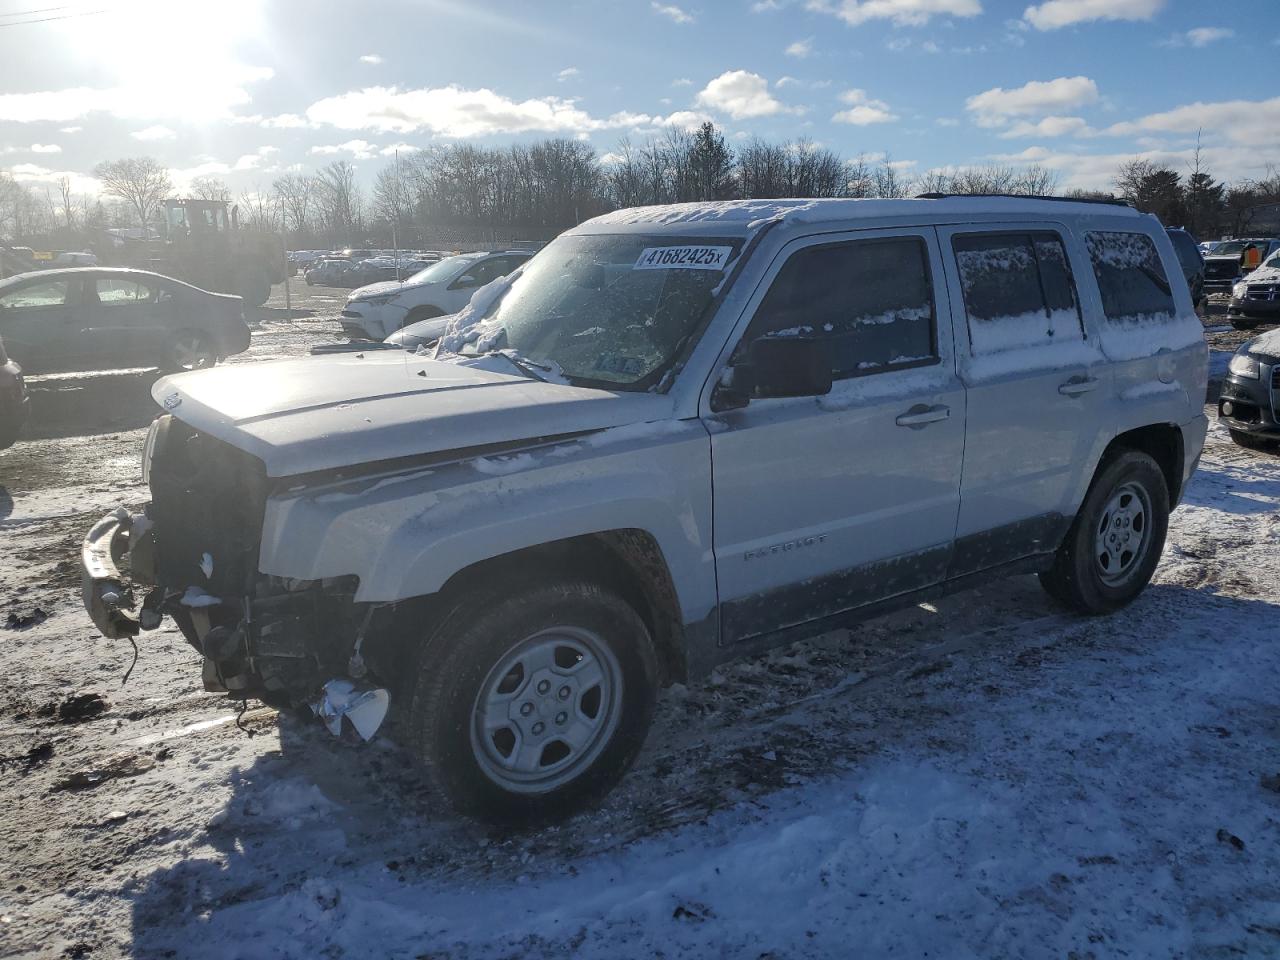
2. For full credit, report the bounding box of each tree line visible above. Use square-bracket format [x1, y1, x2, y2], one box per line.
[2, 121, 1278, 249]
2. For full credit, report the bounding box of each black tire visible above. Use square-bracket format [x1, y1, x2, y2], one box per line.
[403, 305, 445, 330]
[163, 330, 218, 372]
[408, 580, 658, 825]
[1039, 450, 1169, 615]
[236, 268, 271, 307]
[1229, 429, 1276, 451]
[1230, 319, 1257, 331]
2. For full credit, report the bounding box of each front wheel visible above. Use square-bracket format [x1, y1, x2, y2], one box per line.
[409, 581, 658, 824]
[164, 330, 218, 372]
[1039, 450, 1169, 614]
[1230, 318, 1257, 331]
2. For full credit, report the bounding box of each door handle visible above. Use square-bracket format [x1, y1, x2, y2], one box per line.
[1058, 377, 1099, 397]
[895, 404, 950, 428]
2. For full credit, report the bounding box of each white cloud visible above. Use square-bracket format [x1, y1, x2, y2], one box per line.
[998, 115, 1092, 138]
[557, 67, 580, 82]
[651, 2, 694, 23]
[1022, 0, 1163, 31]
[58, 126, 81, 134]
[672, 77, 694, 87]
[1161, 26, 1234, 48]
[695, 70, 796, 119]
[807, 0, 982, 27]
[359, 54, 383, 64]
[131, 125, 176, 141]
[1105, 96, 1280, 150]
[0, 64, 273, 124]
[169, 147, 281, 188]
[310, 139, 377, 159]
[7, 163, 98, 194]
[379, 143, 419, 156]
[29, 143, 61, 154]
[306, 85, 653, 137]
[922, 39, 941, 52]
[776, 75, 801, 88]
[261, 113, 309, 129]
[990, 143, 1269, 192]
[965, 76, 1099, 127]
[786, 37, 814, 57]
[660, 110, 714, 131]
[831, 88, 896, 124]
[936, 117, 960, 126]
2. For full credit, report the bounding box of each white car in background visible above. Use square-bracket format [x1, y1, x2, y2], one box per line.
[340, 250, 533, 340]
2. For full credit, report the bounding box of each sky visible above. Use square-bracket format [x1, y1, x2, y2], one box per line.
[0, 0, 1277, 201]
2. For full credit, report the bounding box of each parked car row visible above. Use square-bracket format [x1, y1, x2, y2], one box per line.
[80, 195, 1210, 823]
[340, 249, 534, 339]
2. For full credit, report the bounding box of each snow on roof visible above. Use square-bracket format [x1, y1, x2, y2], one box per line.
[580, 196, 1142, 232]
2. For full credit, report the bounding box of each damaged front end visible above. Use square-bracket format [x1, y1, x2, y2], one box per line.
[80, 415, 390, 739]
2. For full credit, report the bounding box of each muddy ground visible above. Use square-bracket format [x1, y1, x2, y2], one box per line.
[1, 286, 1278, 958]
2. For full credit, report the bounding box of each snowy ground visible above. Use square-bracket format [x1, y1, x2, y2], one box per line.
[1, 294, 1278, 958]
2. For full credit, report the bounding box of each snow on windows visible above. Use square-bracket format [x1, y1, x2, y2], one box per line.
[953, 232, 1084, 356]
[746, 236, 937, 380]
[1085, 230, 1203, 360]
[1085, 231, 1176, 324]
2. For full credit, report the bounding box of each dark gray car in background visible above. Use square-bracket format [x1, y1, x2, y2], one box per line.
[1218, 330, 1280, 450]
[0, 267, 250, 375]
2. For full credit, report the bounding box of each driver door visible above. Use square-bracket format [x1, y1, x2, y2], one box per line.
[706, 228, 967, 647]
[0, 275, 81, 372]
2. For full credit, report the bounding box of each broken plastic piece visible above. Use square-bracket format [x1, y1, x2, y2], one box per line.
[311, 678, 390, 740]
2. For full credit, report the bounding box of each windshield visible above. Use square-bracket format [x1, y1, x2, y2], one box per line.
[454, 233, 742, 390]
[1264, 251, 1280, 269]
[407, 254, 478, 284]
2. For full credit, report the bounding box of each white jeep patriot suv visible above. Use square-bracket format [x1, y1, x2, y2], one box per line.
[82, 197, 1208, 823]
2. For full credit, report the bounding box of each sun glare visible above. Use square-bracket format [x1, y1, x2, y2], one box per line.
[63, 0, 269, 121]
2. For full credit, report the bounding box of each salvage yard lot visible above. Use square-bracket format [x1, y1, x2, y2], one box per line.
[1, 288, 1278, 958]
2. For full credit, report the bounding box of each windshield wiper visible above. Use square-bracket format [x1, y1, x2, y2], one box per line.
[487, 349, 550, 383]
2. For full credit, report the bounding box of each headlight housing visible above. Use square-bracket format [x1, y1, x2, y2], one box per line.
[351, 293, 396, 307]
[1233, 281, 1248, 299]
[1229, 352, 1260, 380]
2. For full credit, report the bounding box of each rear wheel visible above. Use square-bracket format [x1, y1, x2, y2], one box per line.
[1039, 450, 1169, 614]
[164, 330, 217, 372]
[235, 268, 271, 307]
[409, 580, 658, 824]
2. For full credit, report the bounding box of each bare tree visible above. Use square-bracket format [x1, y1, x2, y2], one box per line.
[57, 175, 75, 232]
[92, 156, 172, 228]
[272, 173, 316, 236]
[189, 175, 231, 202]
[236, 185, 279, 231]
[314, 160, 361, 240]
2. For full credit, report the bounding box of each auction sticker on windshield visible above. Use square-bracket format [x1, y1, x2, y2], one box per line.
[634, 246, 732, 270]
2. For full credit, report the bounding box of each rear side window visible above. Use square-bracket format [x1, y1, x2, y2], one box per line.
[953, 232, 1083, 354]
[1086, 232, 1176, 322]
[1166, 231, 1202, 272]
[747, 236, 937, 379]
[95, 278, 157, 304]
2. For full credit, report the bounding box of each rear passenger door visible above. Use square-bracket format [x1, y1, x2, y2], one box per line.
[0, 276, 80, 372]
[83, 275, 165, 367]
[939, 224, 1109, 575]
[707, 229, 966, 647]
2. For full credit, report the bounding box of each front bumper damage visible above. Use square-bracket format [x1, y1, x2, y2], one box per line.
[80, 505, 390, 740]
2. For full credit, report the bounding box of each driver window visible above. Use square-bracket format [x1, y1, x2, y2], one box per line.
[0, 279, 70, 309]
[744, 236, 939, 379]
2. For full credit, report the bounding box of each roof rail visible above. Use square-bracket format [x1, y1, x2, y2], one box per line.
[915, 192, 1133, 208]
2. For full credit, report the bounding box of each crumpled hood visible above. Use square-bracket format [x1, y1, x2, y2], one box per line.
[1243, 265, 1280, 283]
[153, 352, 673, 478]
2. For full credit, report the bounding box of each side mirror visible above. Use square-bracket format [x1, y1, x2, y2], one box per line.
[455, 274, 479, 288]
[714, 336, 832, 411]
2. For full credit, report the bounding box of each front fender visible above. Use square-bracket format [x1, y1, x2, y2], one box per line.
[257, 420, 717, 622]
